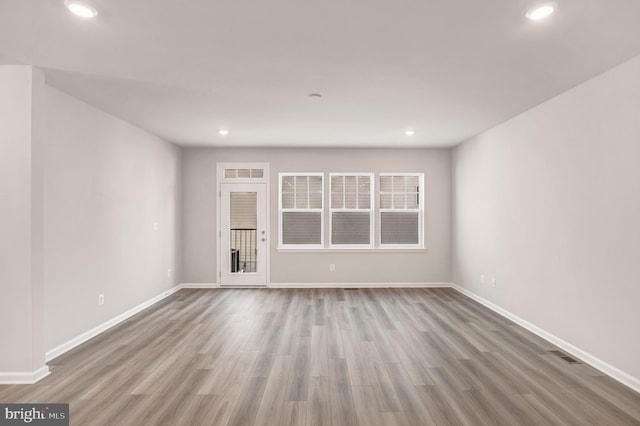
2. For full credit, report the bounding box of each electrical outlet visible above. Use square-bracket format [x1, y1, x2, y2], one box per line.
[98, 294, 104, 305]
[329, 264, 336, 272]
[167, 268, 171, 278]
[153, 222, 159, 231]
[491, 278, 497, 288]
[480, 274, 486, 285]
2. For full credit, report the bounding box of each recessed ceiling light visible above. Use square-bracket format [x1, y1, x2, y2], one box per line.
[526, 2, 556, 21]
[218, 129, 230, 136]
[308, 93, 322, 99]
[405, 129, 415, 136]
[64, 0, 98, 18]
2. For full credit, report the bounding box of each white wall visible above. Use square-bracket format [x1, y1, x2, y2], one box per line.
[182, 147, 451, 285]
[43, 85, 182, 352]
[0, 66, 46, 376]
[452, 55, 640, 383]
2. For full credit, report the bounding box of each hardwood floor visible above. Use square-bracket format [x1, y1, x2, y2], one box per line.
[1, 288, 639, 425]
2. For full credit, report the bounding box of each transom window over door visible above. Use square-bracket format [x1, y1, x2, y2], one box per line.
[379, 173, 424, 247]
[279, 174, 324, 247]
[330, 174, 374, 247]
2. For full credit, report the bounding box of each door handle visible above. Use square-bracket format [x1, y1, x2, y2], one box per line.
[261, 238, 266, 242]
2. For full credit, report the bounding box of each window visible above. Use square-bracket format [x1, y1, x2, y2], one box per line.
[278, 172, 424, 250]
[279, 174, 323, 247]
[224, 168, 264, 179]
[379, 174, 423, 247]
[330, 174, 374, 247]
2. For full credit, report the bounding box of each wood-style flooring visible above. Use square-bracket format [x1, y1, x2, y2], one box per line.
[1, 288, 639, 425]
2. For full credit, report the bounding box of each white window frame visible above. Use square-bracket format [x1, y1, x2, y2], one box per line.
[378, 173, 424, 249]
[329, 173, 375, 249]
[278, 173, 324, 249]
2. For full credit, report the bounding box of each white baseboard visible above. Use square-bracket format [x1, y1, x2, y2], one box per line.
[0, 365, 50, 385]
[452, 284, 640, 394]
[179, 283, 219, 289]
[177, 282, 452, 289]
[45, 285, 182, 363]
[269, 282, 454, 288]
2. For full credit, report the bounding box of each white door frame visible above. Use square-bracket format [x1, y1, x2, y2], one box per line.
[216, 163, 270, 287]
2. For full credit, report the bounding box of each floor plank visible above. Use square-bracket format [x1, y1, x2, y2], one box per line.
[0, 288, 638, 425]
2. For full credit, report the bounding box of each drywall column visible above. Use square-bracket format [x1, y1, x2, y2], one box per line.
[0, 65, 47, 382]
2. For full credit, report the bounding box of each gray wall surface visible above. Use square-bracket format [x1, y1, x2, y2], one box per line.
[182, 147, 451, 284]
[43, 86, 182, 351]
[452, 55, 640, 380]
[0, 66, 46, 374]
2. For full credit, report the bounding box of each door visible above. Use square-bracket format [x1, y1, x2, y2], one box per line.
[220, 183, 267, 286]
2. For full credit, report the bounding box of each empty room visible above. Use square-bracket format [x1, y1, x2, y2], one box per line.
[1, 0, 639, 424]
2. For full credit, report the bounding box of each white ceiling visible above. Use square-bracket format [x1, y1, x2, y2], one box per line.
[1, 0, 640, 147]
